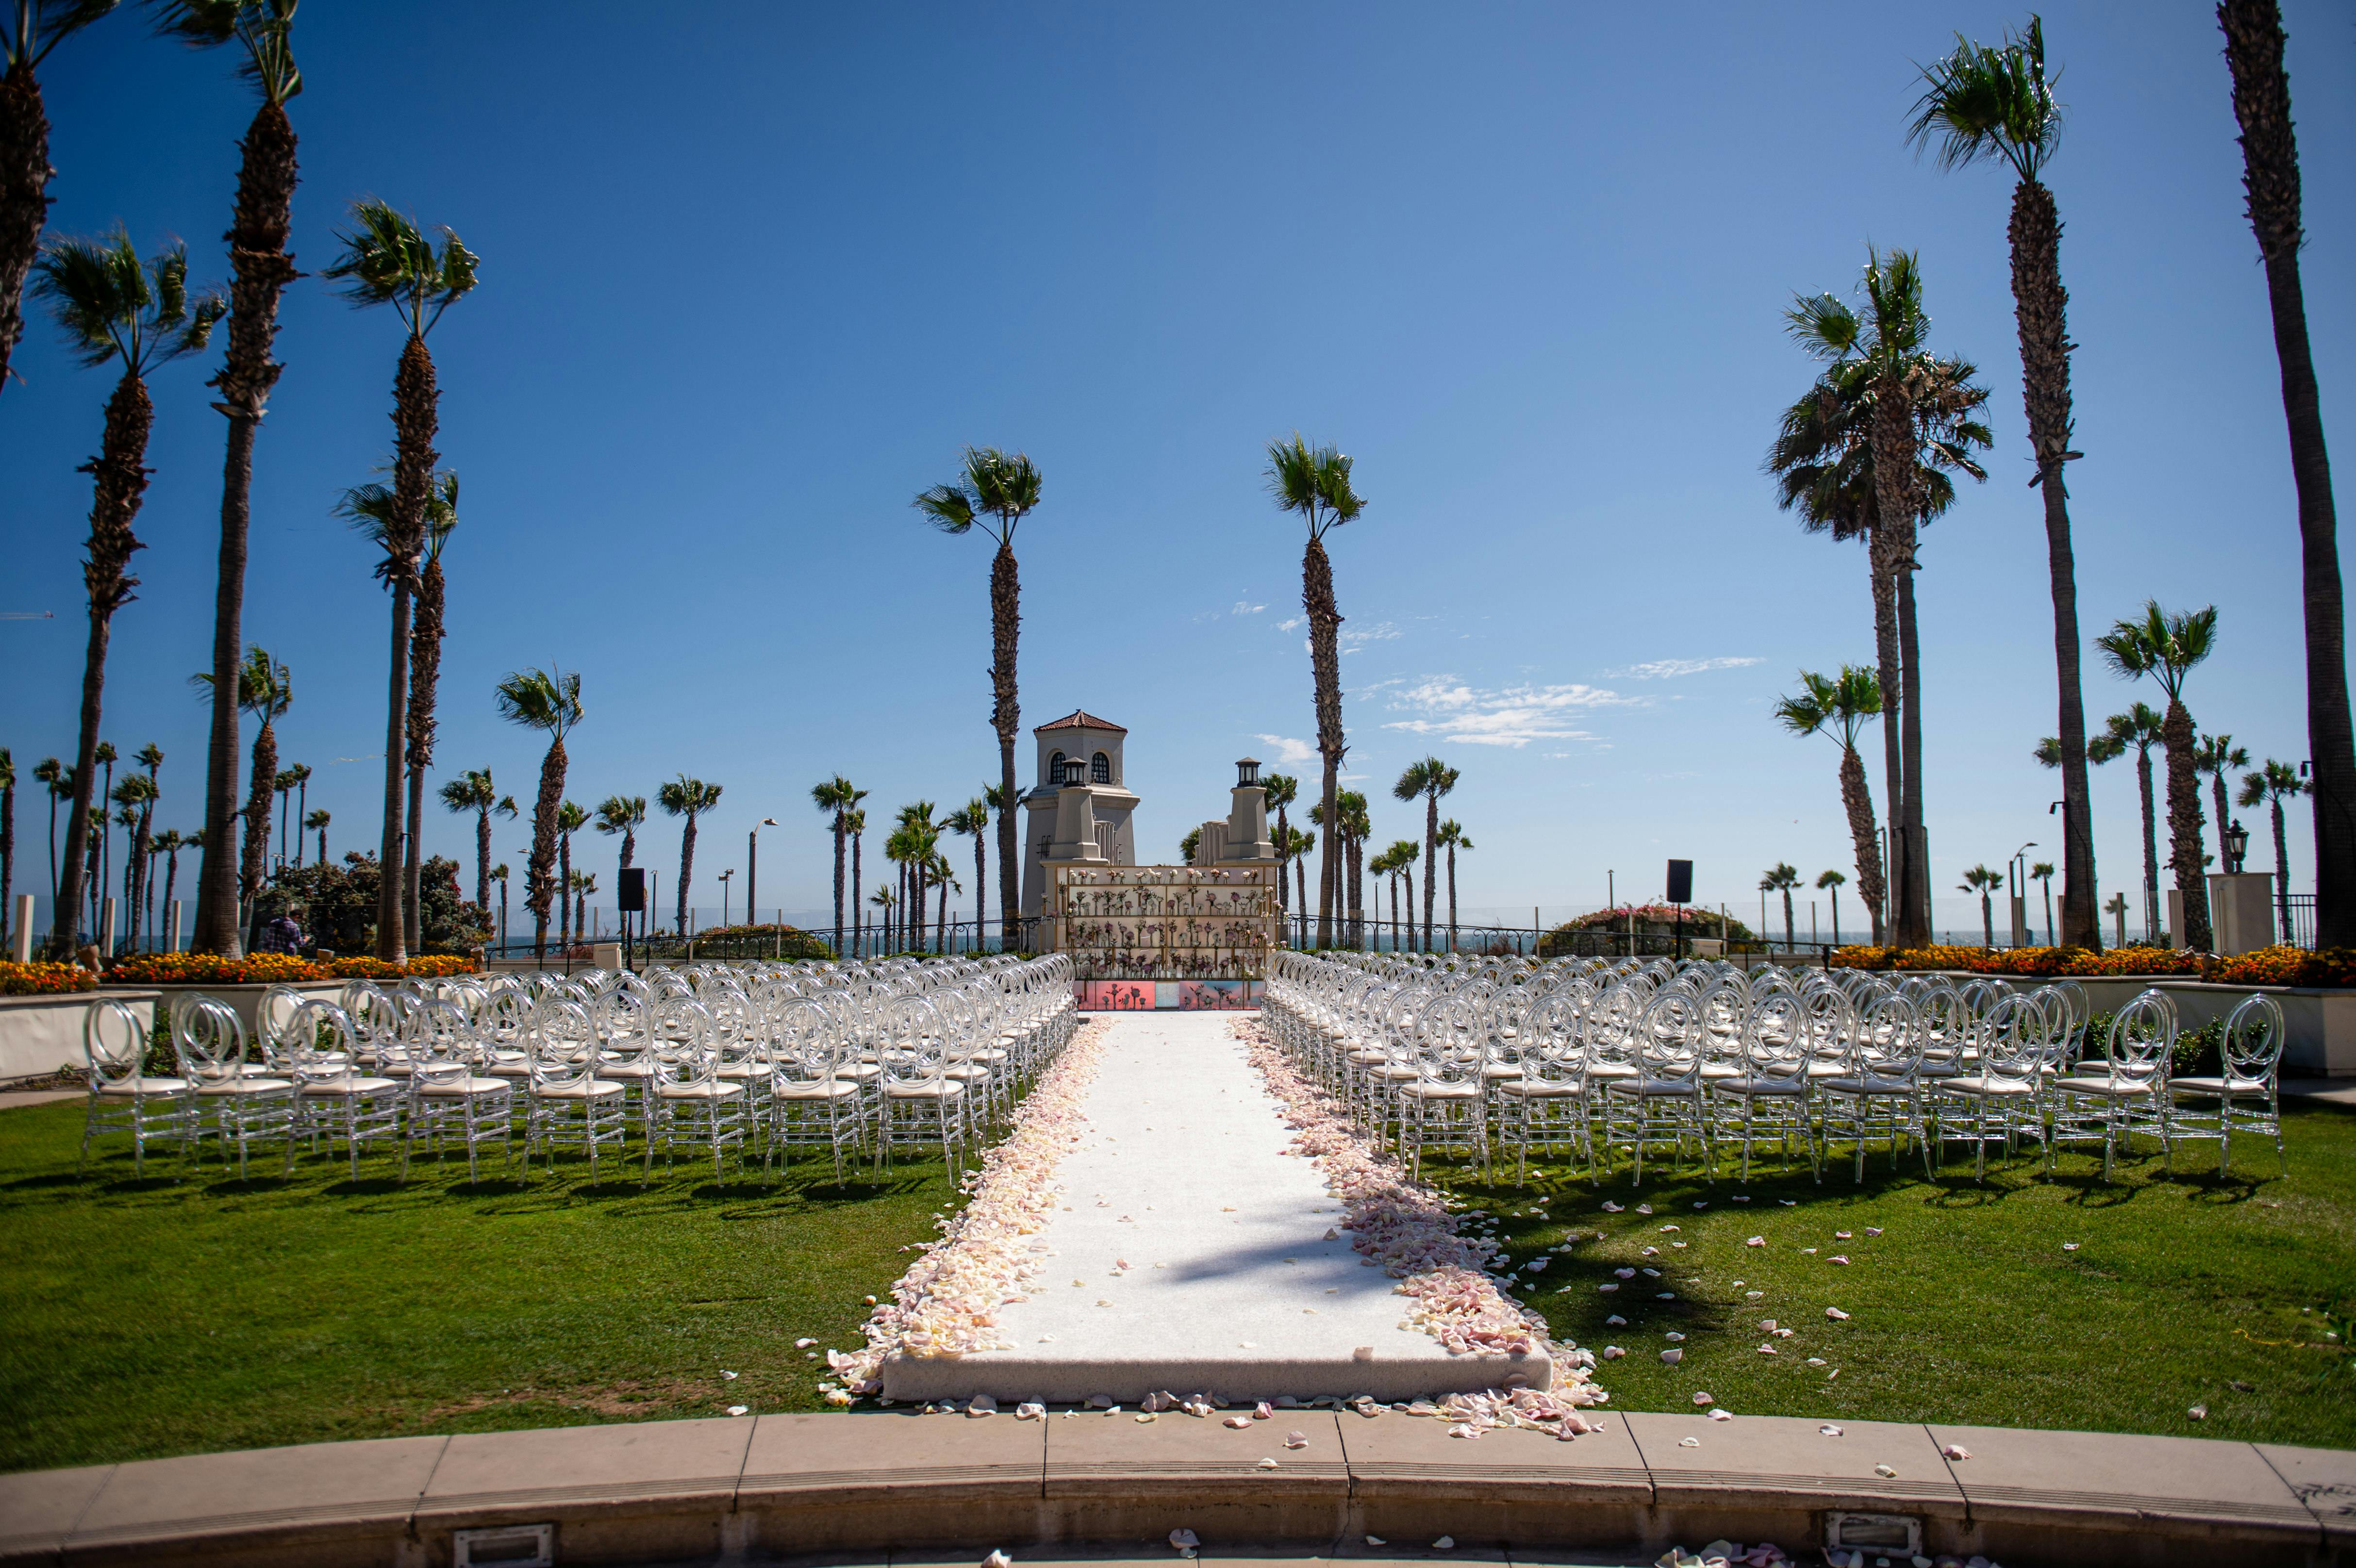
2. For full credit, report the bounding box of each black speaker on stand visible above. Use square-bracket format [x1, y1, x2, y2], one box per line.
[618, 868, 647, 971]
[1665, 859, 1693, 959]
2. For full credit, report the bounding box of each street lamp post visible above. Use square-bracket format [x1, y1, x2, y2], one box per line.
[718, 868, 734, 929]
[2008, 841, 2037, 948]
[2224, 820, 2250, 875]
[748, 817, 779, 929]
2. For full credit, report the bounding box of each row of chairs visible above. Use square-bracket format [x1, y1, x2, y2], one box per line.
[76, 955, 1078, 1184]
[1264, 951, 2290, 1187]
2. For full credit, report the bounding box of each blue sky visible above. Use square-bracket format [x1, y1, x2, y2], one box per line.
[3, 1, 2348, 941]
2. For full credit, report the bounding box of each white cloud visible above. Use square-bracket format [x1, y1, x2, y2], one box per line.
[1609, 656, 1764, 680]
[1232, 601, 1266, 615]
[1340, 621, 1401, 654]
[1253, 733, 1317, 764]
[1377, 675, 1642, 748]
[1276, 616, 1304, 632]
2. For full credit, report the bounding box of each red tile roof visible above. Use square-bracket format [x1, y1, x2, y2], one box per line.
[1034, 709, 1127, 734]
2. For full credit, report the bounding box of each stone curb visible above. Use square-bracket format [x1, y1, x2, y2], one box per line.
[1, 1410, 2348, 1567]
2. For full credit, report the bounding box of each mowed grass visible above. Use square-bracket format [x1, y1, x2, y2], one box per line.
[0, 1102, 957, 1473]
[1424, 1103, 2356, 1450]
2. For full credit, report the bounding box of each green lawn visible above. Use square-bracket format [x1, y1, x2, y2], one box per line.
[3, 1095, 2350, 1476]
[1433, 1102, 2356, 1450]
[0, 1103, 953, 1473]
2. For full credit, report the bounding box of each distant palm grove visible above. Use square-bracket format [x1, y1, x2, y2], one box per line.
[0, 2, 2344, 968]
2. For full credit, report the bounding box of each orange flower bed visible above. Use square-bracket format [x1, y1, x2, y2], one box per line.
[1828, 944, 2202, 978]
[2211, 945, 2356, 989]
[105, 953, 480, 986]
[0, 960, 100, 996]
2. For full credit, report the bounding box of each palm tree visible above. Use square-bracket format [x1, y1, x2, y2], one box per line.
[914, 447, 1040, 949]
[399, 474, 456, 951]
[569, 870, 596, 945]
[2097, 602, 2220, 950]
[2029, 861, 2057, 946]
[948, 797, 990, 944]
[844, 806, 867, 957]
[2194, 733, 2251, 874]
[1759, 863, 1800, 951]
[487, 860, 507, 954]
[555, 800, 587, 950]
[33, 755, 60, 902]
[593, 793, 644, 937]
[1389, 841, 1420, 951]
[276, 759, 305, 864]
[656, 775, 720, 937]
[1817, 868, 1847, 947]
[126, 742, 160, 939]
[1367, 842, 1396, 947]
[151, 827, 184, 943]
[324, 200, 478, 961]
[2219, 0, 2352, 950]
[0, 747, 12, 951]
[1781, 254, 1988, 948]
[1283, 825, 1314, 946]
[440, 769, 502, 908]
[302, 809, 325, 868]
[33, 231, 221, 956]
[809, 775, 862, 957]
[283, 757, 307, 865]
[1392, 756, 1456, 953]
[1911, 15, 2101, 952]
[1180, 826, 1201, 865]
[108, 772, 154, 946]
[1435, 818, 1468, 953]
[1338, 790, 1371, 949]
[2240, 760, 2307, 943]
[1959, 864, 2005, 948]
[270, 766, 296, 865]
[2051, 707, 2157, 940]
[1262, 771, 1298, 924]
[1773, 664, 1888, 946]
[197, 645, 287, 943]
[869, 883, 895, 955]
[1, 0, 123, 393]
[495, 667, 582, 964]
[164, 0, 301, 958]
[1266, 434, 1364, 948]
[90, 738, 113, 923]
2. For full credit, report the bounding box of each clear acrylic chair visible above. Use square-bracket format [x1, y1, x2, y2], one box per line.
[644, 997, 751, 1181]
[523, 998, 628, 1181]
[1817, 991, 1930, 1183]
[765, 995, 866, 1179]
[1709, 989, 1819, 1183]
[2052, 988, 2175, 1182]
[174, 993, 297, 1180]
[402, 997, 515, 1183]
[1397, 992, 1487, 1179]
[1603, 988, 1715, 1186]
[1930, 992, 2047, 1181]
[1495, 990, 1593, 1184]
[2167, 993, 2286, 1176]
[876, 995, 966, 1176]
[284, 998, 405, 1179]
[79, 996, 187, 1176]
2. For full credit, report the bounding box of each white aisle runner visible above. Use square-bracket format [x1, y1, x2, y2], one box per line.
[879, 1011, 1548, 1403]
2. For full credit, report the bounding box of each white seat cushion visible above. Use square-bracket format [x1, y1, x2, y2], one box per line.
[2169, 1076, 2270, 1095]
[534, 1079, 624, 1099]
[299, 1077, 401, 1096]
[774, 1080, 860, 1101]
[1396, 1081, 1478, 1100]
[96, 1076, 187, 1096]
[884, 1081, 965, 1099]
[1820, 1075, 1914, 1096]
[1711, 1075, 1812, 1096]
[2055, 1075, 2159, 1098]
[197, 1078, 293, 1096]
[656, 1082, 746, 1101]
[417, 1077, 511, 1097]
[1938, 1075, 2038, 1097]
[1498, 1079, 1585, 1098]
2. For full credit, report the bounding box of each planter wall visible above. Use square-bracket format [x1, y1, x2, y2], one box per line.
[103, 981, 348, 1041]
[0, 990, 157, 1082]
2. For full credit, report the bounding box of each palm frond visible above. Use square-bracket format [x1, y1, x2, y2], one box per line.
[913, 482, 975, 535]
[151, 0, 299, 104]
[1781, 292, 1859, 362]
[1906, 16, 2059, 182]
[495, 668, 583, 740]
[11, 0, 118, 71]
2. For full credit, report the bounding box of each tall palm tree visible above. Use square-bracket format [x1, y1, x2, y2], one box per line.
[1284, 825, 1314, 946]
[33, 231, 220, 957]
[323, 200, 477, 960]
[1388, 841, 1420, 951]
[108, 772, 154, 946]
[1759, 863, 1800, 951]
[555, 799, 586, 950]
[2029, 860, 2056, 946]
[276, 759, 304, 863]
[1911, 15, 2100, 952]
[1435, 818, 1468, 954]
[2, 0, 123, 393]
[1391, 756, 1456, 953]
[494, 667, 582, 964]
[2239, 760, 2306, 943]
[151, 826, 183, 942]
[218, 646, 287, 941]
[0, 747, 12, 951]
[869, 882, 895, 955]
[809, 775, 862, 957]
[1262, 771, 1298, 924]
[283, 757, 306, 865]
[301, 808, 324, 867]
[1367, 842, 1396, 948]
[33, 755, 60, 902]
[487, 860, 506, 953]
[2098, 602, 2220, 950]
[1266, 435, 1364, 948]
[594, 791, 644, 891]
[2046, 716, 2141, 939]
[90, 738, 113, 921]
[1782, 254, 1987, 948]
[948, 796, 990, 943]
[1773, 663, 1888, 946]
[2194, 734, 2251, 875]
[914, 447, 1040, 949]
[2219, 0, 2352, 950]
[656, 775, 720, 937]
[1337, 790, 1371, 949]
[399, 475, 455, 951]
[270, 765, 295, 864]
[439, 768, 502, 908]
[570, 870, 595, 946]
[126, 741, 159, 938]
[164, 0, 301, 957]
[844, 806, 867, 958]
[1816, 867, 1847, 947]
[1959, 864, 2004, 948]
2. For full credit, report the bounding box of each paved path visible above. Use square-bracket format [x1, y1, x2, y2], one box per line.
[881, 1011, 1545, 1404]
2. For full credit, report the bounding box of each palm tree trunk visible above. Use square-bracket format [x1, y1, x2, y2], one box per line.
[2211, 769, 2235, 869]
[935, 875, 948, 953]
[851, 831, 863, 958]
[0, 59, 54, 396]
[2004, 174, 2102, 950]
[2137, 747, 2160, 941]
[1303, 537, 1345, 948]
[990, 542, 1022, 946]
[831, 814, 846, 957]
[973, 835, 985, 954]
[374, 580, 411, 959]
[1981, 891, 1994, 949]
[402, 556, 444, 955]
[1294, 851, 1309, 945]
[1347, 832, 1363, 949]
[474, 805, 491, 910]
[51, 369, 154, 959]
[2221, 0, 2354, 951]
[1868, 529, 1905, 946]
[195, 100, 297, 958]
[559, 830, 572, 951]
[1421, 792, 1438, 952]
[675, 814, 697, 936]
[1838, 745, 1887, 946]
[2162, 700, 2213, 950]
[161, 851, 178, 942]
[1895, 548, 1930, 947]
[2270, 797, 2290, 941]
[0, 777, 12, 953]
[1445, 842, 1458, 953]
[294, 777, 305, 867]
[1783, 889, 1794, 950]
[240, 719, 277, 948]
[527, 738, 564, 963]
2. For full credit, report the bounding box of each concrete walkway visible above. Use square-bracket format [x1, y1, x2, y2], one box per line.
[882, 1012, 1544, 1404]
